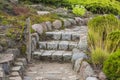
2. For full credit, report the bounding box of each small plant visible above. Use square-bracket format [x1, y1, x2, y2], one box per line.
[91, 48, 109, 70]
[72, 5, 86, 16]
[103, 49, 120, 80]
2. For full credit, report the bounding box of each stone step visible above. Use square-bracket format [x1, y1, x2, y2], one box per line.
[39, 41, 78, 51]
[11, 66, 23, 77]
[46, 31, 80, 41]
[9, 57, 27, 80]
[32, 50, 73, 62]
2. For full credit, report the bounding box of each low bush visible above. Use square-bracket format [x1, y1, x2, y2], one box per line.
[72, 5, 86, 16]
[103, 49, 120, 80]
[68, 0, 120, 15]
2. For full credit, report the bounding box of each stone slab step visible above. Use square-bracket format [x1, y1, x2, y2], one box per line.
[11, 66, 23, 78]
[46, 31, 80, 41]
[32, 50, 73, 62]
[39, 41, 78, 50]
[9, 76, 22, 80]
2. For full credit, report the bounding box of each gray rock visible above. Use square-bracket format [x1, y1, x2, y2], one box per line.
[8, 40, 16, 48]
[75, 17, 88, 26]
[32, 24, 43, 34]
[39, 42, 47, 49]
[9, 76, 22, 80]
[10, 72, 20, 77]
[53, 32, 62, 40]
[6, 48, 20, 57]
[79, 61, 95, 79]
[16, 58, 27, 67]
[41, 50, 55, 60]
[71, 48, 88, 63]
[31, 37, 37, 52]
[78, 41, 87, 51]
[52, 51, 64, 62]
[62, 32, 72, 40]
[37, 11, 50, 15]
[86, 77, 98, 80]
[47, 41, 59, 50]
[32, 50, 44, 60]
[53, 20, 62, 29]
[46, 21, 52, 31]
[40, 22, 48, 32]
[63, 19, 71, 27]
[72, 33, 80, 41]
[0, 66, 5, 80]
[63, 51, 72, 62]
[31, 33, 39, 42]
[11, 66, 23, 77]
[52, 8, 68, 16]
[68, 42, 78, 50]
[2, 62, 11, 75]
[68, 19, 77, 25]
[98, 72, 107, 80]
[9, 0, 18, 4]
[14, 62, 25, 71]
[0, 45, 3, 52]
[59, 41, 69, 50]
[74, 58, 83, 72]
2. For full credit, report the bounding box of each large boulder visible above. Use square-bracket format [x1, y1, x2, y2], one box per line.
[52, 20, 62, 29]
[32, 24, 43, 34]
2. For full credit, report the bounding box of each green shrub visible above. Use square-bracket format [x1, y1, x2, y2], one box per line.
[103, 49, 120, 80]
[91, 48, 109, 70]
[67, 0, 120, 15]
[72, 5, 86, 16]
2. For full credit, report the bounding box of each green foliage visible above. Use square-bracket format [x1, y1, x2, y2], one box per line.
[72, 5, 86, 16]
[88, 14, 120, 52]
[67, 0, 120, 15]
[91, 48, 109, 69]
[103, 49, 120, 80]
[106, 30, 120, 52]
[88, 14, 120, 70]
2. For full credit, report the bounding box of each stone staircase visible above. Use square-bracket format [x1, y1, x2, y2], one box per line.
[32, 25, 87, 62]
[24, 17, 89, 80]
[0, 49, 28, 80]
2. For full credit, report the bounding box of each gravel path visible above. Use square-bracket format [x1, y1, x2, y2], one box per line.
[24, 61, 80, 80]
